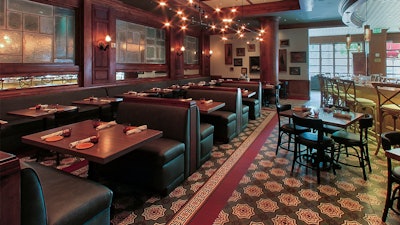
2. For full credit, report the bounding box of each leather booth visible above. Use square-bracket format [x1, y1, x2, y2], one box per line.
[20, 161, 113, 225]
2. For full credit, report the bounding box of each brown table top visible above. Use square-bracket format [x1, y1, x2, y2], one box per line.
[72, 97, 123, 106]
[195, 100, 225, 114]
[386, 148, 400, 161]
[8, 105, 78, 119]
[280, 108, 364, 128]
[22, 120, 163, 164]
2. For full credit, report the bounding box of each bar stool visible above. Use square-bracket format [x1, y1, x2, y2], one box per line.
[381, 131, 400, 222]
[275, 104, 310, 155]
[291, 113, 336, 184]
[331, 114, 373, 180]
[372, 82, 400, 155]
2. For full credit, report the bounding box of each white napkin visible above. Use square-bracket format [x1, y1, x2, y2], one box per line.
[100, 99, 111, 103]
[137, 93, 149, 96]
[43, 108, 58, 113]
[126, 125, 147, 135]
[41, 130, 64, 140]
[96, 120, 117, 130]
[0, 120, 8, 125]
[201, 99, 213, 104]
[126, 91, 137, 95]
[69, 136, 95, 148]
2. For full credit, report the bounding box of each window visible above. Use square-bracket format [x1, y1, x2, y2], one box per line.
[309, 42, 361, 77]
[116, 20, 165, 64]
[183, 35, 198, 65]
[0, 0, 75, 63]
[0, 0, 77, 90]
[386, 42, 400, 77]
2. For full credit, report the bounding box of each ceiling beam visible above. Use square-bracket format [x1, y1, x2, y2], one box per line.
[220, 0, 300, 17]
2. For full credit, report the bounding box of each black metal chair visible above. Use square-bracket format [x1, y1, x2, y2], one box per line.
[291, 113, 336, 184]
[381, 131, 400, 222]
[331, 114, 373, 180]
[275, 104, 309, 155]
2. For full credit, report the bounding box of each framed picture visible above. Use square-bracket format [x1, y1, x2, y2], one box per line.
[247, 44, 256, 52]
[236, 48, 245, 56]
[279, 49, 287, 72]
[289, 67, 301, 75]
[249, 56, 260, 73]
[290, 51, 307, 63]
[241, 67, 248, 75]
[225, 44, 233, 65]
[234, 58, 243, 66]
[280, 39, 289, 47]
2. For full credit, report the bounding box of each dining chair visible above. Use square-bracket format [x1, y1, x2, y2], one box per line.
[275, 104, 310, 155]
[372, 82, 400, 155]
[331, 114, 373, 180]
[381, 131, 400, 222]
[291, 113, 336, 184]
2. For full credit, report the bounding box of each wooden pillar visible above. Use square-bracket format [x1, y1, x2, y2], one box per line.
[259, 16, 280, 85]
[0, 151, 21, 225]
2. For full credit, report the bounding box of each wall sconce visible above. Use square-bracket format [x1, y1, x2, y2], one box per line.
[98, 35, 111, 51]
[205, 50, 213, 58]
[346, 34, 351, 50]
[177, 46, 185, 56]
[364, 25, 371, 42]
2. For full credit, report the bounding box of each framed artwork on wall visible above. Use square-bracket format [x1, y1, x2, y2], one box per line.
[280, 39, 289, 47]
[247, 44, 256, 52]
[279, 49, 287, 72]
[289, 67, 301, 75]
[290, 51, 307, 63]
[241, 67, 248, 74]
[249, 56, 260, 73]
[234, 58, 243, 66]
[225, 44, 233, 65]
[236, 48, 245, 56]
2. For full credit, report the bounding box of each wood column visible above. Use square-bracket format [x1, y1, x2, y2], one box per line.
[0, 151, 20, 225]
[259, 16, 280, 85]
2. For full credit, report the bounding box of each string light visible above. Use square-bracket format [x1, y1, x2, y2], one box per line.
[160, 0, 264, 42]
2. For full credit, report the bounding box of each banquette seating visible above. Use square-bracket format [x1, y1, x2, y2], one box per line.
[185, 86, 244, 143]
[20, 161, 113, 225]
[219, 81, 262, 120]
[0, 77, 210, 154]
[94, 98, 209, 195]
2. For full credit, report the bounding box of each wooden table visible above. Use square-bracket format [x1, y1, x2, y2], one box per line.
[8, 105, 77, 119]
[386, 148, 400, 161]
[22, 120, 163, 165]
[280, 108, 364, 129]
[195, 100, 225, 114]
[72, 97, 122, 119]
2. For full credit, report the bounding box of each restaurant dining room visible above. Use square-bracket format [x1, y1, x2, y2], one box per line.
[1, 0, 400, 224]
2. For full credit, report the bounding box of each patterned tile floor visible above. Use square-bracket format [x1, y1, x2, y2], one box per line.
[213, 119, 400, 225]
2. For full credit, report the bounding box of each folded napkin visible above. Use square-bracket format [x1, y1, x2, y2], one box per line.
[243, 89, 248, 93]
[333, 113, 352, 120]
[302, 111, 312, 117]
[184, 98, 192, 101]
[41, 130, 64, 140]
[96, 120, 117, 130]
[100, 99, 111, 103]
[137, 93, 149, 96]
[126, 125, 148, 135]
[126, 91, 137, 95]
[43, 108, 58, 113]
[182, 85, 190, 89]
[0, 120, 8, 125]
[201, 99, 213, 104]
[69, 136, 96, 148]
[163, 88, 173, 92]
[84, 97, 98, 101]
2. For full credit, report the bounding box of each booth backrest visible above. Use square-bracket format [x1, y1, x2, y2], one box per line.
[116, 100, 193, 177]
[185, 86, 242, 133]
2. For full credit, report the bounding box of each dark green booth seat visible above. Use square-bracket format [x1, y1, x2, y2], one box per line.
[20, 161, 113, 225]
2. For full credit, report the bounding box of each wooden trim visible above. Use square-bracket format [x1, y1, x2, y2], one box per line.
[0, 152, 20, 225]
